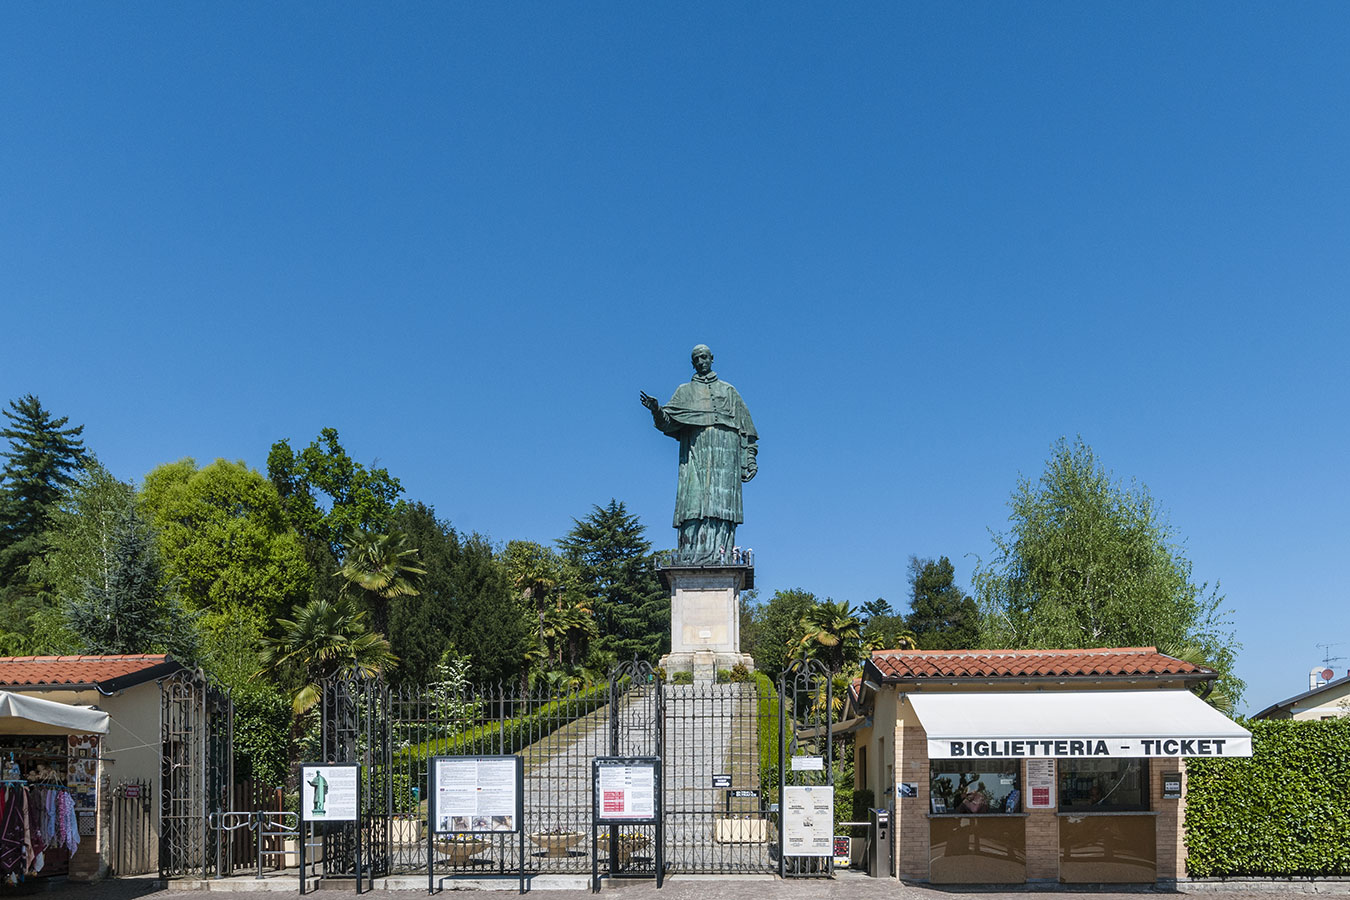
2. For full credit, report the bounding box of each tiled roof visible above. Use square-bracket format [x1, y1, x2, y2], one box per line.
[868, 647, 1210, 681]
[0, 655, 182, 690]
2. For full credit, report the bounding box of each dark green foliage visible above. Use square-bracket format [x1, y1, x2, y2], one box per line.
[859, 598, 893, 621]
[386, 502, 529, 686]
[558, 500, 667, 663]
[0, 394, 86, 604]
[267, 428, 403, 560]
[232, 688, 292, 788]
[1186, 719, 1350, 877]
[975, 437, 1243, 704]
[905, 556, 979, 650]
[745, 589, 817, 682]
[63, 504, 198, 660]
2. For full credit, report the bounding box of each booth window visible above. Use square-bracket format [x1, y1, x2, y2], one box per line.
[1059, 758, 1149, 812]
[929, 761, 1020, 813]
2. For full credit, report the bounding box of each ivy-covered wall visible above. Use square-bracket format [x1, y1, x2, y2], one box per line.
[1186, 718, 1350, 877]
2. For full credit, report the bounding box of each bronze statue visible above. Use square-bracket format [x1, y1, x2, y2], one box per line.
[641, 344, 758, 565]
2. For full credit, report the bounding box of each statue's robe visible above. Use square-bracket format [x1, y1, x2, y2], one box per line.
[653, 373, 758, 545]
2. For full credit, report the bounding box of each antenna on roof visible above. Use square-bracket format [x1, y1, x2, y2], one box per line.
[1316, 642, 1346, 668]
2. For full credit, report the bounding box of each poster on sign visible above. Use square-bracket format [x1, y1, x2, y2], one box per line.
[593, 757, 659, 824]
[301, 764, 360, 822]
[782, 785, 833, 857]
[429, 755, 522, 834]
[1024, 758, 1056, 810]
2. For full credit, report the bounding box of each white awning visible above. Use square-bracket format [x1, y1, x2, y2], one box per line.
[908, 690, 1251, 759]
[0, 691, 110, 735]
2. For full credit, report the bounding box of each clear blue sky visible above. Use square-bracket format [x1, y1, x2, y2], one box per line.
[2, 3, 1346, 713]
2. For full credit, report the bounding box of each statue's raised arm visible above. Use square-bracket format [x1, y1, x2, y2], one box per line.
[640, 344, 758, 565]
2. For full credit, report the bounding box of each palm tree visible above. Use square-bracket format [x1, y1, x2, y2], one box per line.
[259, 596, 397, 713]
[1157, 640, 1236, 716]
[338, 529, 426, 636]
[866, 628, 920, 652]
[797, 599, 865, 673]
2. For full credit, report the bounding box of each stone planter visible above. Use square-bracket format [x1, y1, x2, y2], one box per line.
[612, 835, 649, 866]
[434, 838, 490, 865]
[528, 830, 585, 858]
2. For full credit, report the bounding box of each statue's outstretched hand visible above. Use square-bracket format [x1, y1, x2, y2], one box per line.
[742, 459, 758, 482]
[639, 391, 660, 412]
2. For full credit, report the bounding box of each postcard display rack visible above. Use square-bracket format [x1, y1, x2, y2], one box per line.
[427, 755, 526, 894]
[0, 733, 101, 879]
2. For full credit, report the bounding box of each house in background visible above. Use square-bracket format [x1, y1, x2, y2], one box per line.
[1252, 671, 1350, 720]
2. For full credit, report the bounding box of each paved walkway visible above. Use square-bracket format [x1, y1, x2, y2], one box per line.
[20, 871, 1350, 900]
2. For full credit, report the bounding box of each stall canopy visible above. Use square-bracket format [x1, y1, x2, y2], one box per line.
[0, 690, 109, 735]
[909, 690, 1251, 759]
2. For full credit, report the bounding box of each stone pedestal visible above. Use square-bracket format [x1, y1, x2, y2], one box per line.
[658, 565, 755, 681]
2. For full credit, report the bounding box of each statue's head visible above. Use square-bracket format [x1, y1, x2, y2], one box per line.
[691, 344, 714, 375]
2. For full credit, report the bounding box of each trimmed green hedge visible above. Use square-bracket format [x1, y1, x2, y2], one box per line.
[1186, 717, 1350, 877]
[393, 682, 610, 762]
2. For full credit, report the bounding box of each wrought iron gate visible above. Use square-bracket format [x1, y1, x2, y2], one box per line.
[317, 660, 840, 881]
[778, 657, 834, 878]
[160, 668, 232, 878]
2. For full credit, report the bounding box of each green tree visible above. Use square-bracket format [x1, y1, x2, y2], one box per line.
[0, 394, 86, 606]
[140, 459, 311, 689]
[267, 428, 403, 559]
[974, 437, 1243, 704]
[746, 588, 818, 682]
[385, 503, 530, 686]
[905, 556, 980, 650]
[63, 504, 198, 660]
[504, 541, 595, 672]
[338, 529, 425, 637]
[558, 500, 667, 663]
[797, 599, 865, 673]
[258, 595, 396, 713]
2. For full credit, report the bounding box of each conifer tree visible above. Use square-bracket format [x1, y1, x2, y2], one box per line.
[0, 394, 87, 591]
[558, 500, 667, 664]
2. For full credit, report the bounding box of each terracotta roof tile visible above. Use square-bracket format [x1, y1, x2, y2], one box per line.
[0, 655, 180, 689]
[868, 647, 1209, 681]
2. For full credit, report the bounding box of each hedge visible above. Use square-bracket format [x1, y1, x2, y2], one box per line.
[1186, 717, 1350, 877]
[393, 682, 610, 763]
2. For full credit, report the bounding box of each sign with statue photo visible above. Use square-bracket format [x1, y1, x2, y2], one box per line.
[300, 763, 360, 822]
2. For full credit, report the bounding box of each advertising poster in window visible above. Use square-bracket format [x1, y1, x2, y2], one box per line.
[431, 756, 521, 833]
[1025, 758, 1056, 810]
[782, 785, 833, 857]
[301, 764, 360, 822]
[593, 757, 659, 824]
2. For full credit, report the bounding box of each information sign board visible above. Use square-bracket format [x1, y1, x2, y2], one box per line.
[782, 785, 833, 857]
[300, 763, 360, 822]
[1025, 758, 1056, 810]
[429, 755, 522, 834]
[593, 757, 660, 824]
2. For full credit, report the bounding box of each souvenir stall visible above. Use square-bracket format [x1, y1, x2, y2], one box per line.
[0, 691, 109, 884]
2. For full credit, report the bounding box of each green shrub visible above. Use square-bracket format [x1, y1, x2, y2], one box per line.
[729, 663, 753, 683]
[755, 673, 780, 803]
[1186, 718, 1350, 877]
[715, 669, 732, 683]
[672, 671, 694, 685]
[393, 682, 609, 762]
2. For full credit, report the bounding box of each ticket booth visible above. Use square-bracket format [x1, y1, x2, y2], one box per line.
[854, 647, 1251, 886]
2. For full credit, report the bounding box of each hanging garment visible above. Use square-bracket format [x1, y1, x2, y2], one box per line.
[25, 790, 44, 872]
[0, 787, 26, 875]
[58, 793, 78, 854]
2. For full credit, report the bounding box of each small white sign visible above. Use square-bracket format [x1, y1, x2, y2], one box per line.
[789, 755, 824, 771]
[596, 761, 657, 821]
[301, 765, 359, 822]
[782, 785, 834, 857]
[1025, 758, 1056, 810]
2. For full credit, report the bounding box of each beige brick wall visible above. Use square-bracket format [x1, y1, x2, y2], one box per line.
[895, 721, 930, 880]
[1024, 804, 1058, 880]
[1153, 757, 1185, 881]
